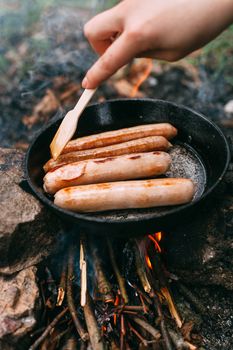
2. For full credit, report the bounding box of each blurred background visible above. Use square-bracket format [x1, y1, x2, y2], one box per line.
[0, 0, 232, 150]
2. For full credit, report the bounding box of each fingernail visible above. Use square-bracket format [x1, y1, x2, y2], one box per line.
[82, 77, 88, 88]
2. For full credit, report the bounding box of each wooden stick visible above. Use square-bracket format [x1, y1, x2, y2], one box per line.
[117, 305, 145, 312]
[83, 293, 105, 350]
[152, 292, 173, 350]
[52, 328, 70, 345]
[161, 287, 182, 329]
[90, 239, 114, 303]
[57, 256, 67, 306]
[120, 314, 126, 350]
[134, 242, 151, 293]
[168, 328, 197, 350]
[80, 238, 87, 307]
[67, 245, 89, 342]
[62, 335, 79, 350]
[128, 321, 148, 347]
[29, 307, 68, 350]
[148, 245, 182, 328]
[107, 239, 129, 304]
[130, 316, 160, 340]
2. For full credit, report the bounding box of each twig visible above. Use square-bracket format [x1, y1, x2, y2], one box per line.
[62, 335, 78, 350]
[80, 237, 87, 307]
[67, 245, 89, 342]
[52, 327, 70, 345]
[130, 316, 160, 340]
[29, 307, 68, 350]
[168, 328, 197, 350]
[161, 287, 182, 328]
[30, 327, 46, 338]
[83, 293, 105, 350]
[120, 314, 126, 350]
[128, 321, 148, 347]
[134, 242, 151, 293]
[129, 282, 153, 305]
[138, 292, 149, 314]
[90, 240, 114, 303]
[57, 256, 67, 306]
[117, 305, 145, 312]
[152, 292, 173, 350]
[107, 239, 129, 304]
[148, 245, 182, 328]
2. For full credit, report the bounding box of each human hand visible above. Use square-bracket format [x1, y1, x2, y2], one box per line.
[82, 0, 233, 89]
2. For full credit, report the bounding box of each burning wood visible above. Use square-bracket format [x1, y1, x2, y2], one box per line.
[28, 237, 203, 349]
[90, 239, 114, 303]
[107, 239, 129, 304]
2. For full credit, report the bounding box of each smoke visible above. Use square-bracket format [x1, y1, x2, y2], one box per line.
[0, 1, 115, 93]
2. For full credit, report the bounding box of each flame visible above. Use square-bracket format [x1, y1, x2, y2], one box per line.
[155, 231, 162, 242]
[146, 255, 152, 270]
[102, 325, 107, 333]
[130, 58, 153, 97]
[148, 234, 162, 253]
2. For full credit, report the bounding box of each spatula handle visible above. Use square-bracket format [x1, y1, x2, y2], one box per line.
[73, 88, 97, 115]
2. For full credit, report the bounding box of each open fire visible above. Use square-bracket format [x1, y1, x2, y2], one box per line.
[28, 234, 202, 350]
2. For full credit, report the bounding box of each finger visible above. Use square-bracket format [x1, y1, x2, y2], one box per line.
[90, 39, 112, 56]
[84, 6, 122, 42]
[82, 33, 139, 89]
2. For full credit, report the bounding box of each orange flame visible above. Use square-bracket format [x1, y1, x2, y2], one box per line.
[130, 58, 153, 97]
[148, 234, 162, 253]
[102, 325, 107, 333]
[155, 231, 162, 242]
[146, 255, 152, 270]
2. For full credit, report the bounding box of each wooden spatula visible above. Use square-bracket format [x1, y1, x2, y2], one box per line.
[50, 88, 97, 160]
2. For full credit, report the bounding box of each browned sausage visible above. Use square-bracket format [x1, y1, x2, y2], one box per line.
[62, 123, 177, 154]
[43, 151, 171, 194]
[54, 178, 195, 212]
[44, 136, 171, 173]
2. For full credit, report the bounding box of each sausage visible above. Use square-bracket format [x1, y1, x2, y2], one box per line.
[43, 151, 171, 194]
[54, 178, 195, 213]
[44, 136, 171, 173]
[62, 123, 177, 154]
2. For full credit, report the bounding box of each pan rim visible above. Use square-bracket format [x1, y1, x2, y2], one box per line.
[25, 98, 231, 224]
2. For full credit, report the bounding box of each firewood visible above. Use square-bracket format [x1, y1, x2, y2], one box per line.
[67, 245, 89, 342]
[29, 307, 68, 350]
[83, 293, 105, 350]
[107, 239, 129, 304]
